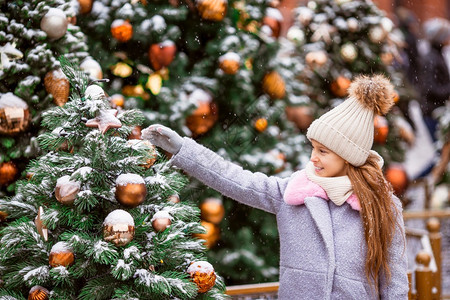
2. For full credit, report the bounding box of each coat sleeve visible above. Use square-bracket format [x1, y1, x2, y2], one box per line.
[170, 137, 290, 214]
[379, 196, 409, 299]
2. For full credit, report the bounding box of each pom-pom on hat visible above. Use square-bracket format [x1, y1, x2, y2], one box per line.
[306, 74, 394, 166]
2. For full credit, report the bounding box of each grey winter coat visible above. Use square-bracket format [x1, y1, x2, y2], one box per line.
[171, 138, 409, 299]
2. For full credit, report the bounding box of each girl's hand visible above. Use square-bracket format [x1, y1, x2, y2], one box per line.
[141, 124, 184, 155]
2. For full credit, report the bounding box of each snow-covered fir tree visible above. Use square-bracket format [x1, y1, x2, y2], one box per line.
[0, 58, 226, 299]
[77, 0, 309, 284]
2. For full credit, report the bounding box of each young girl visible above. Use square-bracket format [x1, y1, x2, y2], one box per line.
[142, 74, 408, 299]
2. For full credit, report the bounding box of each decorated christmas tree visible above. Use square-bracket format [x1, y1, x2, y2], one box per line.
[286, 0, 417, 197]
[0, 0, 98, 195]
[0, 58, 226, 299]
[77, 0, 308, 284]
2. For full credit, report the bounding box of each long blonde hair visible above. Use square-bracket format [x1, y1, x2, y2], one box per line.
[347, 153, 400, 292]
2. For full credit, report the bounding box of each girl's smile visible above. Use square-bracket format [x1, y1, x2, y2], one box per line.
[310, 139, 348, 177]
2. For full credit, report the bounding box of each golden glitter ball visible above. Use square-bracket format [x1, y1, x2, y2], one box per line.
[262, 71, 285, 99]
[28, 285, 49, 300]
[44, 69, 70, 106]
[197, 0, 227, 21]
[254, 118, 268, 132]
[200, 198, 225, 224]
[187, 261, 216, 293]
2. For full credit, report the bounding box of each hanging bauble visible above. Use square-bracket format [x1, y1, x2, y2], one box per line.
[44, 69, 70, 106]
[28, 285, 49, 300]
[385, 164, 409, 196]
[122, 85, 150, 100]
[78, 0, 93, 14]
[187, 261, 216, 293]
[111, 62, 133, 78]
[80, 57, 103, 80]
[287, 26, 305, 44]
[200, 198, 225, 224]
[103, 209, 135, 246]
[195, 220, 220, 248]
[151, 211, 172, 232]
[84, 84, 106, 100]
[146, 73, 163, 95]
[285, 106, 314, 131]
[380, 17, 394, 33]
[49, 242, 74, 267]
[0, 93, 30, 135]
[218, 52, 240, 75]
[330, 76, 351, 98]
[186, 89, 218, 136]
[305, 51, 328, 67]
[347, 18, 359, 32]
[128, 126, 142, 140]
[368, 26, 387, 44]
[148, 41, 176, 71]
[381, 52, 394, 65]
[254, 118, 268, 132]
[0, 211, 7, 222]
[55, 175, 80, 205]
[35, 206, 48, 241]
[86, 109, 122, 134]
[167, 194, 180, 203]
[196, 0, 227, 22]
[262, 8, 283, 38]
[340, 43, 358, 63]
[40, 8, 68, 40]
[262, 71, 285, 99]
[297, 7, 314, 26]
[110, 94, 125, 108]
[115, 174, 147, 208]
[141, 140, 157, 168]
[374, 115, 389, 144]
[0, 161, 18, 186]
[111, 20, 133, 43]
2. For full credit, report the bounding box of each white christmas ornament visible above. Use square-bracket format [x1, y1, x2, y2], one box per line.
[369, 26, 387, 43]
[347, 18, 359, 32]
[40, 8, 69, 40]
[297, 7, 314, 26]
[84, 85, 106, 100]
[381, 17, 394, 33]
[80, 58, 103, 80]
[287, 26, 305, 44]
[340, 43, 358, 62]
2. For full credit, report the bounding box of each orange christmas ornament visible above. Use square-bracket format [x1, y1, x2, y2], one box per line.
[0, 211, 8, 222]
[330, 76, 351, 98]
[218, 52, 240, 75]
[78, 0, 93, 14]
[103, 209, 135, 246]
[149, 41, 176, 71]
[254, 118, 268, 132]
[115, 173, 147, 208]
[200, 198, 225, 224]
[187, 261, 216, 293]
[110, 94, 125, 108]
[262, 8, 283, 38]
[0, 93, 31, 135]
[55, 175, 80, 205]
[28, 285, 49, 300]
[0, 161, 18, 186]
[186, 90, 218, 136]
[195, 220, 220, 248]
[111, 19, 133, 42]
[373, 115, 389, 144]
[122, 85, 150, 100]
[49, 242, 74, 267]
[196, 0, 227, 21]
[285, 106, 314, 131]
[151, 211, 172, 232]
[44, 69, 70, 106]
[385, 164, 409, 196]
[262, 71, 285, 99]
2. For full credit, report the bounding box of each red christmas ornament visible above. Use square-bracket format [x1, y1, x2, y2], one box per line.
[148, 41, 176, 71]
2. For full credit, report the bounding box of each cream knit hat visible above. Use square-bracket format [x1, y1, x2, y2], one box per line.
[306, 74, 395, 166]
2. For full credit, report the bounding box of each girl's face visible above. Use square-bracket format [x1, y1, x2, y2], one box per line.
[310, 140, 348, 177]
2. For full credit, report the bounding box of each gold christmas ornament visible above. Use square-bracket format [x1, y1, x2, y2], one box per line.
[149, 41, 176, 71]
[285, 106, 314, 131]
[110, 94, 125, 108]
[330, 76, 351, 98]
[195, 220, 220, 248]
[78, 0, 93, 14]
[111, 19, 133, 43]
[28, 285, 49, 300]
[0, 93, 31, 135]
[55, 175, 80, 205]
[187, 261, 216, 293]
[35, 206, 48, 241]
[262, 71, 285, 99]
[44, 69, 70, 106]
[262, 8, 283, 38]
[340, 43, 358, 63]
[196, 0, 227, 21]
[200, 198, 225, 224]
[305, 51, 328, 67]
[86, 109, 122, 134]
[167, 194, 180, 203]
[146, 73, 163, 95]
[40, 8, 68, 40]
[218, 52, 240, 75]
[115, 173, 147, 208]
[0, 161, 18, 186]
[122, 85, 150, 100]
[254, 118, 268, 132]
[111, 62, 133, 78]
[151, 211, 172, 232]
[186, 89, 218, 136]
[0, 211, 7, 222]
[49, 242, 75, 267]
[103, 209, 135, 246]
[80, 58, 103, 80]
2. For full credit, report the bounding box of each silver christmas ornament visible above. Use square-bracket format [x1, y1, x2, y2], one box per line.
[40, 8, 68, 40]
